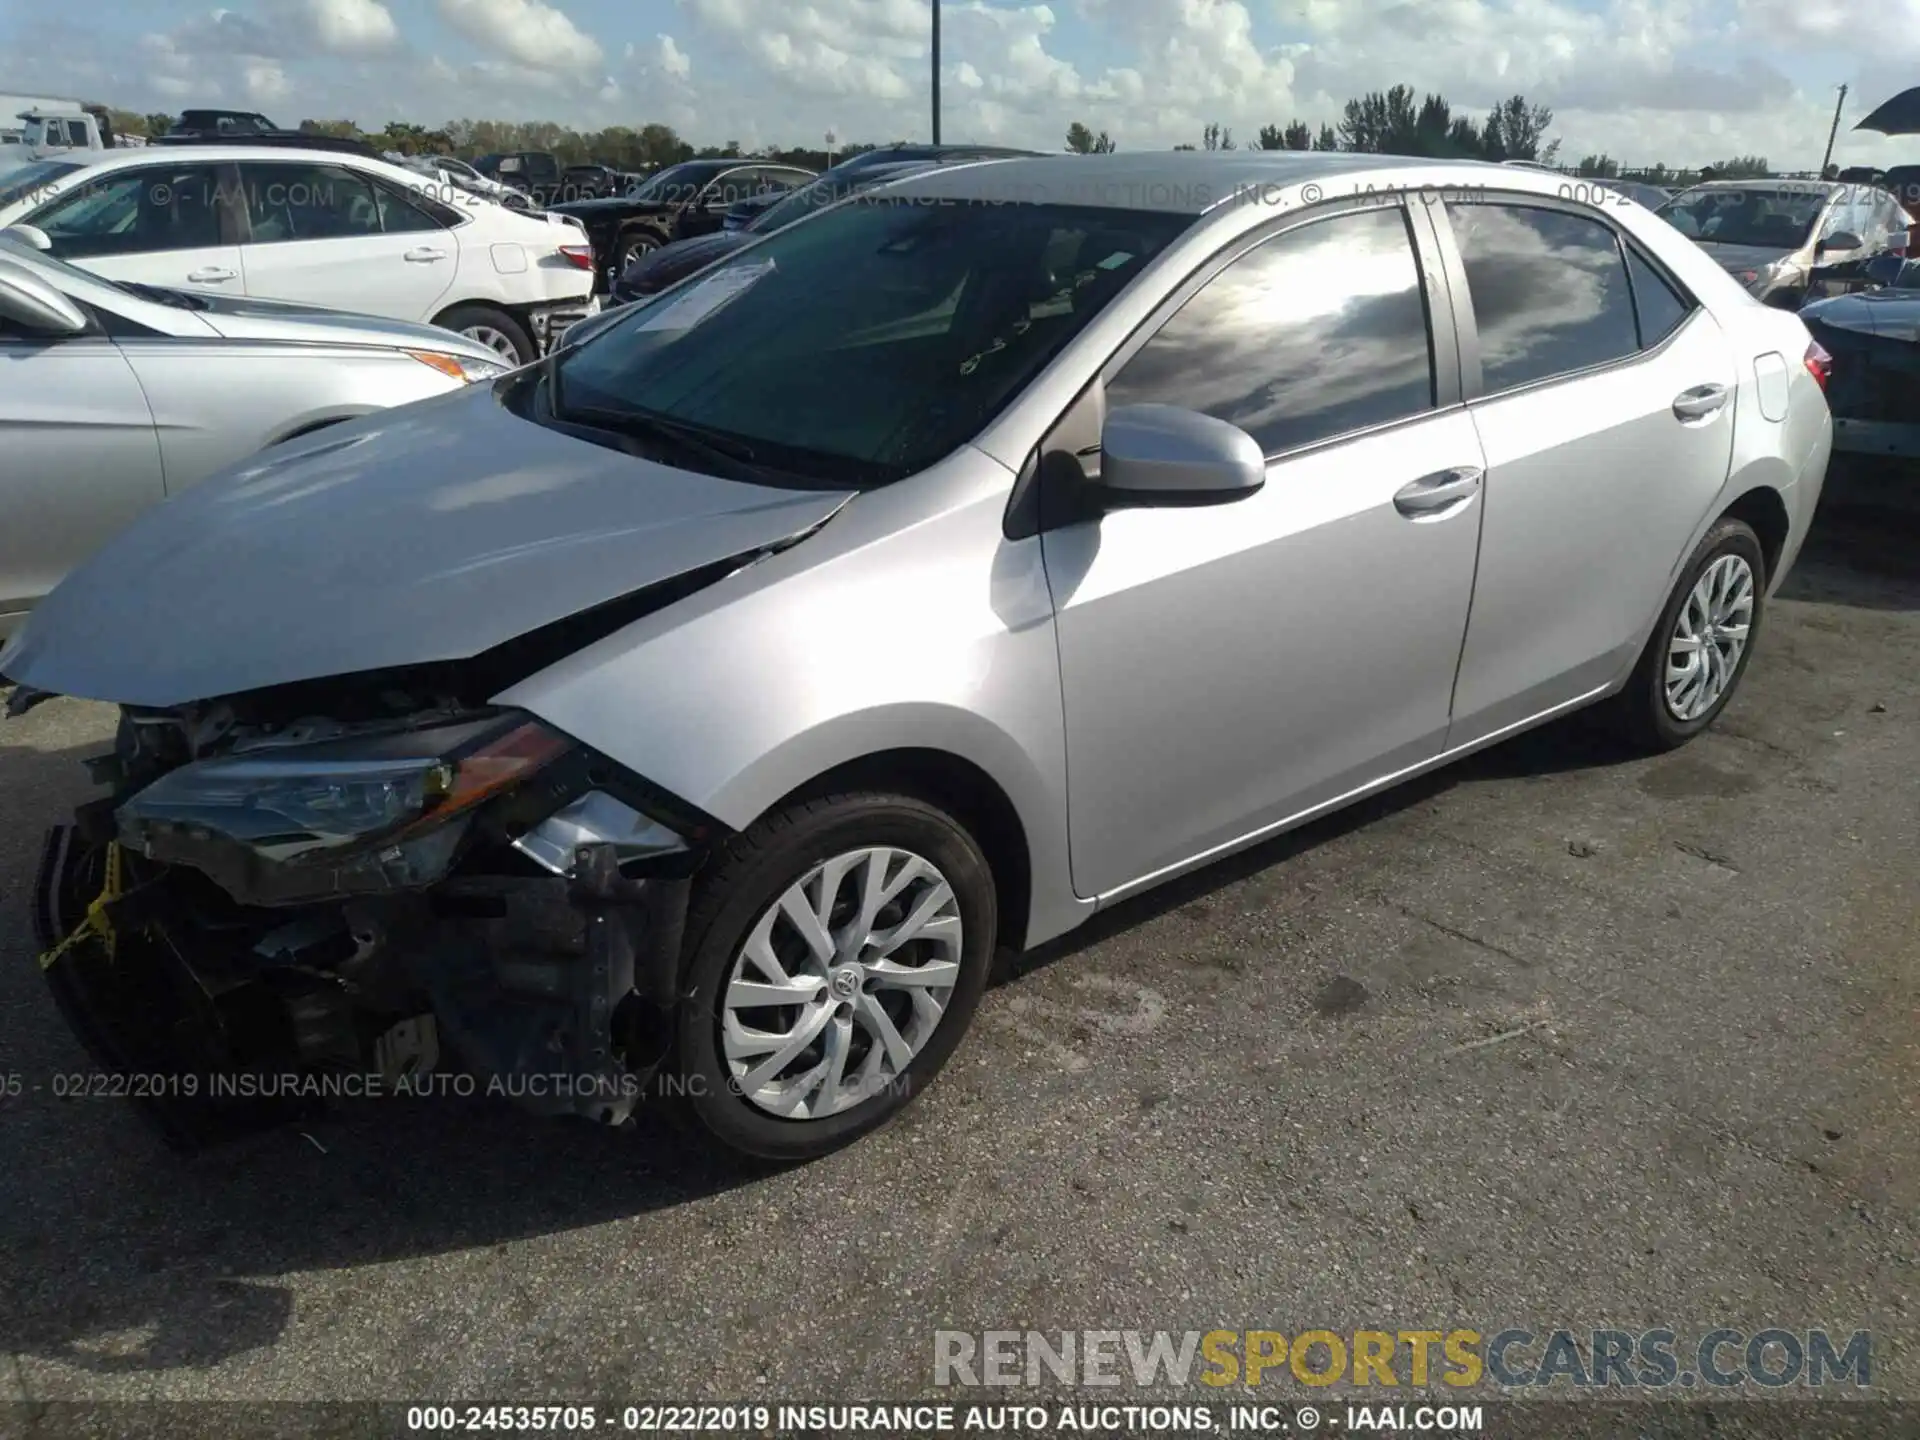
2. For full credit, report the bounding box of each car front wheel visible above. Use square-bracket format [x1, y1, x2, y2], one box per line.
[675, 793, 997, 1161]
[1605, 516, 1766, 751]
[435, 303, 537, 366]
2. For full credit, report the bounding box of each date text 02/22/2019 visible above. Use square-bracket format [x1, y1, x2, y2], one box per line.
[402, 1403, 1484, 1433]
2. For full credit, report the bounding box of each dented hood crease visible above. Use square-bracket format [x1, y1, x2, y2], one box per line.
[0, 385, 853, 708]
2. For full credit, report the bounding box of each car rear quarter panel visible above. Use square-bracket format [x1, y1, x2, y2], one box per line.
[496, 447, 1091, 950]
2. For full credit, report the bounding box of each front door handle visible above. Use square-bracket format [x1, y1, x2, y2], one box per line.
[186, 267, 236, 282]
[403, 247, 447, 263]
[1672, 383, 1729, 420]
[1393, 465, 1483, 518]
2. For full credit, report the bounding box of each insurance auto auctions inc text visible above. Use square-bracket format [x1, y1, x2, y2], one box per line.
[934, 1327, 1871, 1393]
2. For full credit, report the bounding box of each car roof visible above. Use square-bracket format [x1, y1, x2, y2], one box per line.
[1682, 178, 1841, 194]
[874, 151, 1602, 214]
[22, 143, 411, 173]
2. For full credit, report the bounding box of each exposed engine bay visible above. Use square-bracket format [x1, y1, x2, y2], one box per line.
[29, 671, 721, 1151]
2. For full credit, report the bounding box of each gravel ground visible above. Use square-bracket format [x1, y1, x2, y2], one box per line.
[0, 463, 1915, 1429]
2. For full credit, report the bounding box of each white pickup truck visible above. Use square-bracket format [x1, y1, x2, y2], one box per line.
[0, 106, 139, 172]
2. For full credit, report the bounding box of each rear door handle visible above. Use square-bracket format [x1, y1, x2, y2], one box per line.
[1672, 383, 1729, 420]
[1393, 465, 1483, 518]
[403, 247, 447, 263]
[185, 267, 236, 282]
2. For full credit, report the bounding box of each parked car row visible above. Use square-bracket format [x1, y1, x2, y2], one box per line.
[0, 142, 599, 363]
[3, 151, 1833, 1166]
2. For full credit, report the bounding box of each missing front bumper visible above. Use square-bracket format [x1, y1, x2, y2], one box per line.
[33, 827, 691, 1151]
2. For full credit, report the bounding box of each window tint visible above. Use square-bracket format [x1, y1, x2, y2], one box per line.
[30, 164, 225, 257]
[554, 200, 1193, 484]
[1450, 202, 1638, 392]
[1624, 247, 1691, 348]
[1106, 205, 1435, 455]
[372, 181, 448, 233]
[239, 163, 382, 242]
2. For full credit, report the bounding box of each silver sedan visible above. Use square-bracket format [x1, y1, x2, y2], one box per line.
[0, 232, 510, 637]
[7, 154, 1832, 1163]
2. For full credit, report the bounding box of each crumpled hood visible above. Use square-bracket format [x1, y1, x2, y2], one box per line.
[0, 384, 852, 707]
[1802, 290, 1920, 343]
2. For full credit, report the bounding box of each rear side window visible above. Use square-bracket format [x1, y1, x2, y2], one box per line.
[1106, 204, 1436, 455]
[1449, 201, 1639, 393]
[1623, 247, 1692, 348]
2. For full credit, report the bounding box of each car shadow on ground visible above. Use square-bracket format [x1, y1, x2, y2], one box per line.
[0, 481, 1914, 1375]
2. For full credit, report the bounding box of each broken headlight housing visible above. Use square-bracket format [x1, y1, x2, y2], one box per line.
[115, 711, 575, 905]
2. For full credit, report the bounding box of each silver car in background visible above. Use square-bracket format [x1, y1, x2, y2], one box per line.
[1658, 179, 1911, 308]
[0, 231, 510, 636]
[5, 154, 1831, 1163]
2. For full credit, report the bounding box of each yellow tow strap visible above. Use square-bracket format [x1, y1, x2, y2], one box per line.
[38, 842, 124, 971]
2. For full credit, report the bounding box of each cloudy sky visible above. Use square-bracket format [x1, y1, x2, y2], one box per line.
[3, 0, 1917, 169]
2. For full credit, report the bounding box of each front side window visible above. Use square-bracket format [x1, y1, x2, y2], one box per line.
[29, 164, 225, 257]
[239, 163, 382, 242]
[1449, 201, 1639, 392]
[552, 199, 1193, 485]
[1105, 205, 1435, 455]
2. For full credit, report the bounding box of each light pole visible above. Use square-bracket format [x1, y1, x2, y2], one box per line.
[1819, 84, 1847, 178]
[930, 0, 941, 144]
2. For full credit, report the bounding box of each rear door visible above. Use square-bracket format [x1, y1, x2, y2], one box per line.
[0, 314, 164, 631]
[234, 160, 457, 322]
[1437, 196, 1738, 746]
[24, 160, 245, 296]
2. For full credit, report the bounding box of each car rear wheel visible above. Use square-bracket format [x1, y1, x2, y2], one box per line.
[675, 793, 997, 1161]
[616, 228, 662, 274]
[1603, 516, 1766, 751]
[434, 304, 536, 366]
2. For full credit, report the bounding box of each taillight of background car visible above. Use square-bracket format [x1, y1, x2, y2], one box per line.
[1804, 340, 1833, 392]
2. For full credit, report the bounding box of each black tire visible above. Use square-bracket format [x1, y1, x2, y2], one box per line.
[433, 303, 537, 365]
[1603, 516, 1767, 752]
[615, 227, 662, 273]
[675, 793, 997, 1162]
[1763, 288, 1805, 310]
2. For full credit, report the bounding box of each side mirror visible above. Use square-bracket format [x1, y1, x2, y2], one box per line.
[1819, 230, 1863, 254]
[4, 223, 52, 251]
[0, 260, 88, 335]
[1095, 404, 1265, 509]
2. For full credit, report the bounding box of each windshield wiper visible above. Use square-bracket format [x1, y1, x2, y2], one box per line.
[120, 282, 210, 310]
[551, 397, 769, 480]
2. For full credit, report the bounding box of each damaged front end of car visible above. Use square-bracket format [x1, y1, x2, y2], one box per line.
[29, 667, 726, 1153]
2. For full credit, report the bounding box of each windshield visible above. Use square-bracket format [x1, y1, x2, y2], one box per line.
[550, 198, 1192, 486]
[627, 163, 722, 204]
[0, 159, 82, 210]
[750, 171, 908, 233]
[1657, 186, 1828, 248]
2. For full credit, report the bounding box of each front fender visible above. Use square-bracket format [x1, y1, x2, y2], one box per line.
[496, 454, 1091, 949]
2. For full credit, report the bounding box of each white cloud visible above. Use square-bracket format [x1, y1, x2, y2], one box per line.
[657, 34, 692, 79]
[11, 0, 1920, 169]
[436, 0, 603, 72]
[304, 0, 404, 57]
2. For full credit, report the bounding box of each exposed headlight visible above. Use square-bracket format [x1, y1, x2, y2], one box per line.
[117, 713, 574, 904]
[408, 349, 513, 383]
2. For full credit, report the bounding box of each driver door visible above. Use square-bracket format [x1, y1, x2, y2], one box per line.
[24, 161, 245, 297]
[1042, 202, 1486, 900]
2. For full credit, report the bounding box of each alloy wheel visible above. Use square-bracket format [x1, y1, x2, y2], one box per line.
[1665, 553, 1755, 721]
[719, 846, 963, 1120]
[462, 324, 522, 361]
